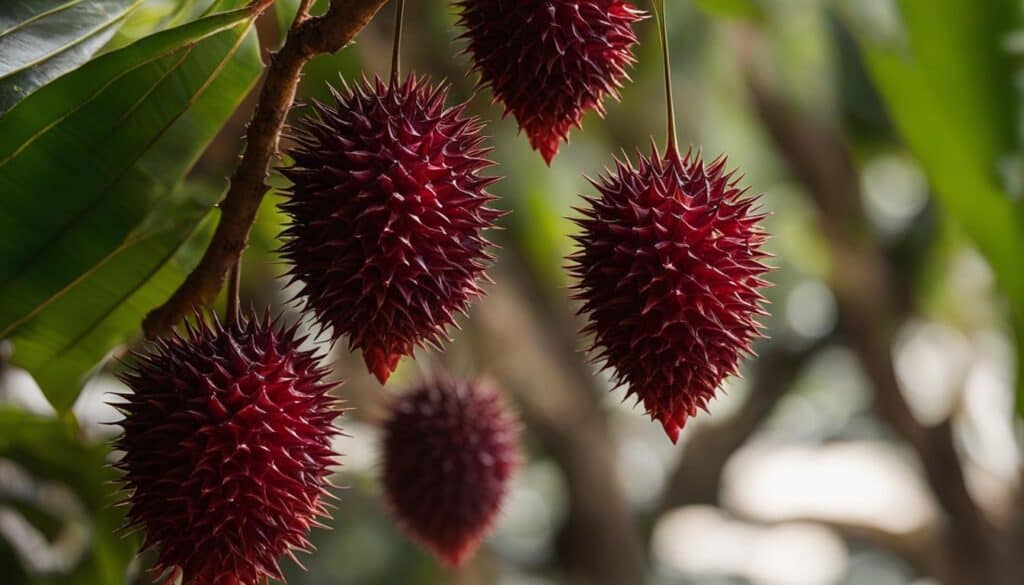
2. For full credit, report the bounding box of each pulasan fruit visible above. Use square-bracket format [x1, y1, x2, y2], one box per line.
[381, 379, 519, 566]
[569, 146, 771, 442]
[114, 312, 341, 585]
[457, 0, 645, 164]
[279, 75, 501, 384]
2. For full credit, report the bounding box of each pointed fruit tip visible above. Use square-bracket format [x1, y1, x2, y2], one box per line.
[365, 348, 401, 384]
[662, 420, 681, 444]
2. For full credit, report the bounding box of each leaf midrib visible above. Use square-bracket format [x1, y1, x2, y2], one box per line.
[0, 0, 145, 81]
[0, 0, 87, 39]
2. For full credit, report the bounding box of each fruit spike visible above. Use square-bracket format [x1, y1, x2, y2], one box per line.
[381, 379, 519, 567]
[279, 75, 501, 384]
[113, 311, 342, 585]
[568, 145, 772, 442]
[457, 0, 645, 164]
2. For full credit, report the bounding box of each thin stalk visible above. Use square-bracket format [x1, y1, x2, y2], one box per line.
[294, 0, 314, 25]
[390, 0, 406, 83]
[653, 0, 677, 153]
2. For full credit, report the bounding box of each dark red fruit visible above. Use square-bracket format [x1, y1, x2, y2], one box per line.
[114, 312, 341, 585]
[457, 0, 644, 164]
[382, 379, 519, 567]
[279, 75, 501, 384]
[569, 146, 771, 443]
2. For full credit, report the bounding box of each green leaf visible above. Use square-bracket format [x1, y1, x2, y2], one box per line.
[8, 189, 218, 411]
[108, 0, 224, 51]
[0, 0, 145, 114]
[0, 409, 132, 585]
[844, 0, 1024, 414]
[0, 2, 261, 411]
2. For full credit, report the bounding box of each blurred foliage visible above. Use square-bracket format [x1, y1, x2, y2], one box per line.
[840, 0, 1024, 413]
[694, 0, 764, 21]
[0, 409, 133, 585]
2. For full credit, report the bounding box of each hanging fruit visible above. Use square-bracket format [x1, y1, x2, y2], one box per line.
[381, 379, 519, 567]
[114, 312, 341, 585]
[568, 0, 772, 442]
[279, 74, 501, 384]
[457, 0, 645, 164]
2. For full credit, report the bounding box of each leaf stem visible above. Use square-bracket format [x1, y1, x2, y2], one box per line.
[653, 0, 677, 154]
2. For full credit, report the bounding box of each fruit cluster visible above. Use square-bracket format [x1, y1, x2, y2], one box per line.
[115, 1, 770, 583]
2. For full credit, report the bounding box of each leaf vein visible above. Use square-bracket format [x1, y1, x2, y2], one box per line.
[0, 0, 144, 81]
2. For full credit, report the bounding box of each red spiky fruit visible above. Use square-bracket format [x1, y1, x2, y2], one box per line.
[381, 379, 519, 567]
[279, 75, 501, 385]
[569, 146, 771, 443]
[457, 0, 645, 164]
[114, 312, 341, 585]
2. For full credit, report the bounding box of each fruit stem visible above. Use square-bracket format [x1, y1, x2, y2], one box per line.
[653, 0, 677, 154]
[227, 259, 241, 327]
[390, 0, 406, 83]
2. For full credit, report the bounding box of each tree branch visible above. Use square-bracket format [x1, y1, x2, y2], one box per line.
[142, 0, 391, 338]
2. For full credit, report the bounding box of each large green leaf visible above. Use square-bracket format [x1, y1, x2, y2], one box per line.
[844, 0, 1024, 414]
[0, 409, 132, 585]
[0, 0, 145, 114]
[8, 190, 218, 411]
[0, 2, 261, 410]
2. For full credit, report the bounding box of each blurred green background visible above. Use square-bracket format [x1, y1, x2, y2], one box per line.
[1, 0, 1023, 584]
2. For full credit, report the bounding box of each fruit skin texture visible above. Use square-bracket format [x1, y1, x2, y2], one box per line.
[382, 379, 519, 567]
[569, 146, 771, 443]
[457, 0, 644, 164]
[114, 312, 341, 585]
[279, 75, 500, 385]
